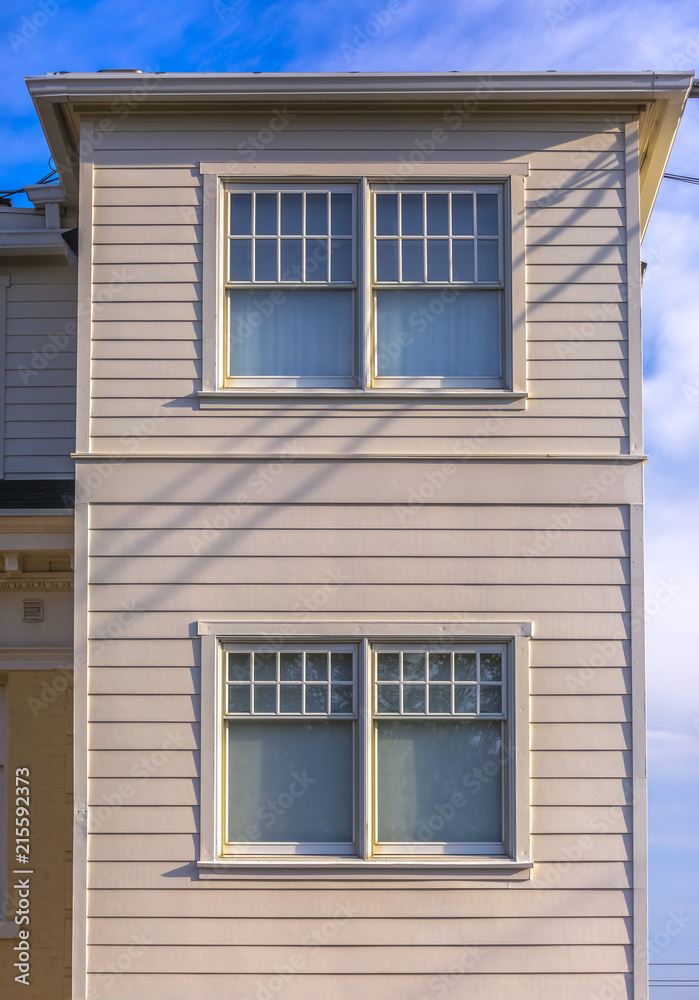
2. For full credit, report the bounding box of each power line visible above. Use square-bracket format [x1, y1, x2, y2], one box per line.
[664, 172, 699, 185]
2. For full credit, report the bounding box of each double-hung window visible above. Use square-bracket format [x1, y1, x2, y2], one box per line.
[199, 629, 530, 871]
[211, 175, 522, 394]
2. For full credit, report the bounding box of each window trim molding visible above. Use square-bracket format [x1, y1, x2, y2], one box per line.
[200, 162, 528, 403]
[198, 619, 531, 879]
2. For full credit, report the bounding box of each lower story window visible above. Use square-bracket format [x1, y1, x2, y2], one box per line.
[219, 641, 512, 860]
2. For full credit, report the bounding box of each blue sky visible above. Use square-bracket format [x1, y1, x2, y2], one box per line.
[2, 0, 698, 992]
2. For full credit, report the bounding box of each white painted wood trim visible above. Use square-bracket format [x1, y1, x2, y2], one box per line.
[71, 478, 89, 1000]
[70, 451, 648, 463]
[510, 174, 527, 394]
[629, 502, 647, 1000]
[76, 122, 94, 454]
[0, 274, 8, 477]
[201, 174, 220, 392]
[198, 620, 533, 638]
[198, 620, 531, 874]
[200, 161, 530, 177]
[625, 122, 643, 456]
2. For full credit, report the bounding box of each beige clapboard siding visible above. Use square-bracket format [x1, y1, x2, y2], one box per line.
[88, 582, 630, 613]
[531, 668, 630, 696]
[87, 555, 628, 586]
[80, 971, 632, 1000]
[85, 859, 631, 891]
[88, 611, 631, 642]
[97, 126, 623, 151]
[528, 343, 627, 361]
[87, 412, 628, 437]
[87, 914, 632, 945]
[86, 886, 633, 917]
[531, 751, 632, 777]
[89, 750, 199, 778]
[76, 461, 643, 505]
[532, 723, 631, 750]
[526, 188, 625, 209]
[88, 525, 629, 557]
[526, 244, 627, 264]
[86, 942, 631, 975]
[88, 503, 630, 531]
[533, 806, 631, 834]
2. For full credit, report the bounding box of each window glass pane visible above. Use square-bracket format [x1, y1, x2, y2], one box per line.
[330, 240, 353, 283]
[401, 241, 424, 282]
[377, 652, 400, 681]
[280, 685, 303, 713]
[402, 652, 425, 681]
[331, 653, 353, 682]
[254, 239, 277, 281]
[227, 720, 353, 842]
[452, 240, 475, 282]
[477, 241, 500, 282]
[377, 684, 400, 713]
[306, 193, 328, 235]
[480, 653, 502, 682]
[331, 193, 353, 236]
[228, 289, 354, 378]
[306, 653, 328, 682]
[426, 240, 449, 282]
[253, 685, 276, 713]
[480, 686, 502, 713]
[454, 684, 477, 713]
[228, 653, 251, 682]
[376, 194, 398, 236]
[280, 653, 303, 682]
[454, 652, 476, 681]
[428, 653, 450, 681]
[306, 239, 328, 282]
[452, 194, 474, 236]
[280, 193, 303, 235]
[228, 686, 250, 713]
[426, 194, 449, 235]
[476, 193, 499, 236]
[401, 193, 423, 236]
[403, 684, 426, 713]
[305, 684, 328, 713]
[428, 684, 452, 713]
[255, 193, 277, 235]
[376, 720, 503, 843]
[375, 290, 501, 378]
[376, 240, 399, 282]
[230, 193, 253, 236]
[280, 239, 303, 282]
[254, 653, 276, 681]
[229, 239, 252, 282]
[331, 685, 353, 714]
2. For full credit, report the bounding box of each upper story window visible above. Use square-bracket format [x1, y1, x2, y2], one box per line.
[221, 181, 508, 392]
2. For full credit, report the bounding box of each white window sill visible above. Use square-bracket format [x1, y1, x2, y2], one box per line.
[197, 389, 528, 408]
[197, 858, 533, 880]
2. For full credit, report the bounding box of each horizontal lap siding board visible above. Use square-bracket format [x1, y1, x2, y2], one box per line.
[87, 914, 633, 945]
[82, 114, 637, 998]
[87, 886, 633, 917]
[4, 265, 77, 477]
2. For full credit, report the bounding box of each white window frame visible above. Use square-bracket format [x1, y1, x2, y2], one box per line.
[198, 620, 531, 878]
[199, 162, 527, 405]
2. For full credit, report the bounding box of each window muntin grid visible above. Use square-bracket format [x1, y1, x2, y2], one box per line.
[227, 187, 356, 286]
[375, 648, 504, 716]
[224, 648, 356, 717]
[373, 187, 502, 285]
